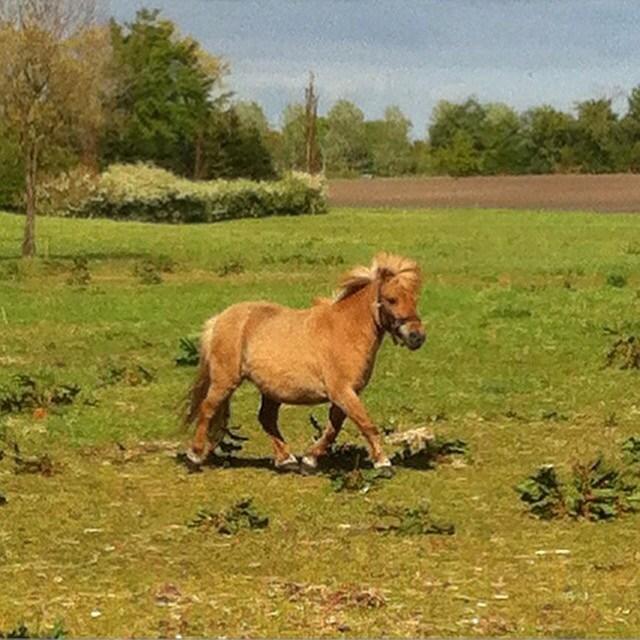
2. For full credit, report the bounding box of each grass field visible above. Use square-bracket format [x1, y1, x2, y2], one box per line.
[1, 207, 640, 637]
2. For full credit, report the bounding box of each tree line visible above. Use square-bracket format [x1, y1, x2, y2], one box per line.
[2, 3, 640, 256]
[281, 93, 640, 178]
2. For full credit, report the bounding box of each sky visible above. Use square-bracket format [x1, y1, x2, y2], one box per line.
[108, 0, 640, 137]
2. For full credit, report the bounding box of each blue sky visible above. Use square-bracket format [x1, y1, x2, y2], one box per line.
[109, 0, 640, 137]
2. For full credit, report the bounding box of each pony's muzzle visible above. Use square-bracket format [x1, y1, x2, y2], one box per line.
[399, 322, 426, 350]
[406, 330, 426, 350]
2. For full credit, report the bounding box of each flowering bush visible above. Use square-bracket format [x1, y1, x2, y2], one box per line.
[40, 163, 327, 222]
[38, 166, 100, 216]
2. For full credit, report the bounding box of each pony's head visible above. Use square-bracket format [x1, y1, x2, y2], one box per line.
[336, 252, 426, 350]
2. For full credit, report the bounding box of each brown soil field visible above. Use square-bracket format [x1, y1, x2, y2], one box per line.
[328, 174, 640, 212]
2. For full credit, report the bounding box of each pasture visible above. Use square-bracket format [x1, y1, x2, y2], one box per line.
[1, 206, 640, 637]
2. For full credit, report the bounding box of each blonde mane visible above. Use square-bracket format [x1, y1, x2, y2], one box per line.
[333, 252, 421, 303]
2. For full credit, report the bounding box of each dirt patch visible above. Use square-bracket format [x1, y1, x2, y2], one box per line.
[328, 174, 640, 212]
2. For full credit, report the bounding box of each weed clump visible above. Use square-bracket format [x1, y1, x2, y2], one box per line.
[626, 240, 640, 255]
[488, 305, 532, 319]
[517, 456, 640, 521]
[0, 374, 80, 414]
[13, 448, 56, 477]
[134, 259, 163, 284]
[605, 335, 640, 369]
[147, 254, 175, 273]
[540, 409, 568, 422]
[329, 468, 385, 493]
[0, 621, 66, 638]
[606, 272, 628, 288]
[99, 362, 155, 387]
[175, 335, 200, 366]
[66, 256, 91, 286]
[571, 458, 640, 520]
[0, 261, 20, 282]
[622, 436, 640, 465]
[215, 259, 245, 277]
[262, 253, 344, 267]
[373, 503, 455, 536]
[516, 465, 567, 520]
[187, 497, 269, 535]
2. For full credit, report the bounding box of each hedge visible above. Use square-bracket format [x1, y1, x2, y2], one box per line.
[39, 163, 328, 223]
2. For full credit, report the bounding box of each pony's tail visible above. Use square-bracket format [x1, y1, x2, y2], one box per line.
[183, 316, 217, 429]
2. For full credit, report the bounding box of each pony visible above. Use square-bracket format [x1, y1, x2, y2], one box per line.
[184, 252, 426, 475]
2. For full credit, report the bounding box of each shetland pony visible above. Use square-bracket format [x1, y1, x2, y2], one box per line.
[185, 252, 425, 474]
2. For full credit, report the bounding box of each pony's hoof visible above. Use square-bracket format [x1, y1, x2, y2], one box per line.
[374, 461, 395, 479]
[176, 450, 204, 473]
[300, 455, 319, 476]
[186, 448, 206, 466]
[274, 454, 300, 474]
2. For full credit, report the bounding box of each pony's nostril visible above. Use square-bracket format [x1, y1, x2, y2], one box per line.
[408, 331, 425, 348]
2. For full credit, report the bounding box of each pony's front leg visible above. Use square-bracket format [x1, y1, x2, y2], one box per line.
[301, 404, 346, 472]
[330, 388, 393, 476]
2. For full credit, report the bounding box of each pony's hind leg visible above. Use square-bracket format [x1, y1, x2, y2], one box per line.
[301, 404, 346, 472]
[188, 386, 233, 464]
[258, 395, 298, 471]
[207, 397, 230, 448]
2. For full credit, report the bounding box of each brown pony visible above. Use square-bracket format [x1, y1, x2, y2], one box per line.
[185, 252, 426, 474]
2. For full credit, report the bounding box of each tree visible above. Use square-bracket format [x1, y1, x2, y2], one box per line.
[480, 103, 525, 174]
[0, 123, 24, 209]
[324, 100, 369, 175]
[520, 105, 575, 173]
[234, 100, 281, 173]
[410, 140, 435, 175]
[428, 99, 486, 175]
[280, 103, 306, 171]
[573, 98, 618, 173]
[617, 87, 640, 171]
[366, 106, 413, 176]
[0, 0, 110, 257]
[429, 98, 486, 148]
[195, 107, 275, 180]
[234, 100, 270, 138]
[433, 130, 482, 176]
[104, 9, 226, 178]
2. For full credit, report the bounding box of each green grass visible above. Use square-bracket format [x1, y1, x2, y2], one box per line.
[1, 208, 640, 636]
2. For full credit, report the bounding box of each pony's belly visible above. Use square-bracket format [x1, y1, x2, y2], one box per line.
[249, 372, 328, 405]
[245, 358, 327, 405]
[264, 388, 328, 405]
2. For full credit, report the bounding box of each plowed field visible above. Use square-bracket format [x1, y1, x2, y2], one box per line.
[329, 174, 640, 212]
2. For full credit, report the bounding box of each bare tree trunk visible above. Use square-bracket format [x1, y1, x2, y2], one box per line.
[22, 139, 38, 258]
[193, 128, 204, 180]
[80, 126, 99, 172]
[305, 72, 320, 174]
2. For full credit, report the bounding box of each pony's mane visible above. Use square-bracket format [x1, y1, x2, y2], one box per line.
[333, 252, 421, 303]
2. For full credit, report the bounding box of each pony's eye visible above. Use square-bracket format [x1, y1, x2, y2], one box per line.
[387, 297, 397, 305]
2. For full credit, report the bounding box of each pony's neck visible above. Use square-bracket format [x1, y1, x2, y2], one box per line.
[335, 280, 384, 348]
